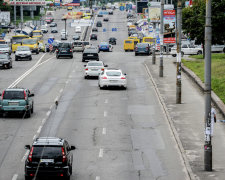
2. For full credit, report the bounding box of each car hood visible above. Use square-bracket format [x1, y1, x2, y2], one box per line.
[0, 48, 10, 51]
[0, 58, 9, 62]
[16, 50, 31, 54]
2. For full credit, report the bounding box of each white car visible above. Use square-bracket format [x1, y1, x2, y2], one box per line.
[15, 46, 32, 61]
[84, 61, 108, 79]
[61, 29, 68, 36]
[75, 26, 81, 33]
[0, 44, 12, 55]
[98, 68, 127, 89]
[41, 25, 48, 33]
[170, 44, 203, 57]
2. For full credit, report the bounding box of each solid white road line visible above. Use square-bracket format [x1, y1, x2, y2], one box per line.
[99, 148, 103, 158]
[33, 134, 37, 140]
[104, 111, 107, 117]
[42, 118, 46, 124]
[37, 126, 42, 134]
[12, 174, 18, 180]
[60, 88, 63, 93]
[102, 128, 106, 135]
[96, 176, 100, 180]
[46, 110, 51, 117]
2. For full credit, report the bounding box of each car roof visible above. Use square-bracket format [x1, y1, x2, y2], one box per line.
[5, 88, 26, 91]
[33, 137, 64, 146]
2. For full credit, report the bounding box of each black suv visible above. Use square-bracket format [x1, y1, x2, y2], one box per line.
[90, 34, 97, 40]
[109, 37, 116, 45]
[96, 21, 102, 27]
[82, 48, 99, 62]
[56, 42, 73, 59]
[24, 137, 76, 180]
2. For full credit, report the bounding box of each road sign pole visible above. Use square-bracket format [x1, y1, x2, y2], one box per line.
[204, 0, 212, 171]
[152, 23, 156, 64]
[159, 0, 164, 77]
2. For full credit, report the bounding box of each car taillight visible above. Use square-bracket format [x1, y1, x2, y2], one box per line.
[1, 90, 4, 100]
[121, 77, 126, 79]
[135, 47, 138, 50]
[146, 47, 149, 50]
[62, 147, 67, 163]
[70, 49, 72, 52]
[101, 68, 104, 71]
[56, 49, 58, 52]
[107, 46, 109, 48]
[102, 76, 107, 79]
[24, 90, 26, 100]
[85, 68, 88, 71]
[28, 147, 34, 162]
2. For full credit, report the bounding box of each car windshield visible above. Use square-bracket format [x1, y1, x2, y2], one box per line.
[0, 54, 7, 59]
[17, 46, 30, 51]
[3, 91, 24, 99]
[0, 44, 9, 48]
[23, 39, 37, 45]
[137, 43, 148, 47]
[12, 36, 27, 44]
[125, 41, 132, 44]
[33, 32, 41, 36]
[106, 71, 121, 76]
[59, 43, 71, 48]
[32, 146, 62, 158]
[88, 62, 103, 66]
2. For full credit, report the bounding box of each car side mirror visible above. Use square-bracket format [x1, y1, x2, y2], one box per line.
[0, 93, 1, 96]
[124, 73, 127, 75]
[29, 93, 34, 97]
[104, 65, 108, 67]
[70, 146, 76, 150]
[24, 145, 30, 149]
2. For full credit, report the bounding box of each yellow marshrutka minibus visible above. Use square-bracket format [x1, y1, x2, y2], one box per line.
[142, 37, 156, 45]
[11, 34, 29, 52]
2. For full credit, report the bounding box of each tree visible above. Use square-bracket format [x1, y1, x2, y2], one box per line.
[182, 0, 225, 45]
[0, 0, 12, 12]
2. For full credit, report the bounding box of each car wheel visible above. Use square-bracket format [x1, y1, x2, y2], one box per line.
[56, 56, 59, 59]
[36, 50, 39, 54]
[181, 52, 184, 57]
[71, 56, 73, 59]
[172, 54, 176, 57]
[30, 57, 32, 61]
[84, 76, 87, 79]
[197, 51, 202, 55]
[124, 86, 127, 90]
[135, 53, 137, 56]
[15, 57, 18, 61]
[31, 104, 34, 114]
[26, 109, 31, 118]
[82, 59, 85, 62]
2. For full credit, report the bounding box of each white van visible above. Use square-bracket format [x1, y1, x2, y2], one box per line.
[75, 26, 82, 33]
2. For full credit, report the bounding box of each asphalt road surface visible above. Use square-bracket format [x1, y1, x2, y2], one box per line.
[0, 9, 190, 180]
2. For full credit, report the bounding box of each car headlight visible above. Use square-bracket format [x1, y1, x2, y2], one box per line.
[3, 61, 9, 64]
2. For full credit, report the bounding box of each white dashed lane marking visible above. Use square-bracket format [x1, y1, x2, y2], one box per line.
[96, 176, 100, 180]
[12, 174, 18, 180]
[104, 111, 107, 117]
[99, 148, 104, 158]
[102, 128, 106, 135]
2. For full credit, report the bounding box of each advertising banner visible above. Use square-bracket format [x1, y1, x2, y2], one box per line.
[149, 7, 160, 22]
[0, 12, 10, 24]
[9, 0, 45, 5]
[163, 10, 176, 44]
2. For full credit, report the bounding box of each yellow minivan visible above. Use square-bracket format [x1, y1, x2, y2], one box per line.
[142, 37, 155, 45]
[124, 39, 135, 51]
[22, 38, 39, 54]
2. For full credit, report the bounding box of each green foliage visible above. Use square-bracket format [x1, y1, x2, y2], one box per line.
[182, 54, 225, 103]
[182, 0, 225, 45]
[0, 0, 12, 12]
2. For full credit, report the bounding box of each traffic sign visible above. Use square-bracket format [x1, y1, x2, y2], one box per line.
[103, 28, 106, 32]
[112, 28, 117, 32]
[156, 38, 160, 44]
[119, 6, 125, 11]
[48, 38, 54, 44]
[149, 25, 153, 33]
[148, 2, 151, 7]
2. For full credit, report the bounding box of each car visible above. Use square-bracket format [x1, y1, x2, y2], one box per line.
[0, 53, 12, 69]
[99, 42, 110, 52]
[38, 42, 46, 53]
[41, 25, 48, 33]
[92, 27, 98, 32]
[45, 16, 54, 24]
[75, 26, 82, 33]
[90, 34, 97, 40]
[102, 6, 106, 10]
[127, 13, 134, 18]
[51, 27, 58, 33]
[50, 22, 57, 27]
[170, 44, 203, 57]
[98, 68, 127, 89]
[109, 37, 116, 45]
[97, 14, 103, 17]
[135, 43, 151, 56]
[61, 29, 68, 36]
[24, 137, 76, 180]
[0, 44, 12, 55]
[82, 48, 99, 62]
[109, 11, 113, 15]
[84, 61, 108, 79]
[0, 88, 34, 117]
[15, 46, 32, 61]
[56, 42, 73, 59]
[73, 41, 85, 52]
[96, 21, 102, 27]
[73, 34, 80, 41]
[103, 17, 109, 22]
[61, 30, 68, 40]
[128, 29, 137, 36]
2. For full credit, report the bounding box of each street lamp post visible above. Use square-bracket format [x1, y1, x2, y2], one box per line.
[159, 0, 164, 77]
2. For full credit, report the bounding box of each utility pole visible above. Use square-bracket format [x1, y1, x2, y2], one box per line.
[152, 23, 156, 64]
[176, 0, 182, 104]
[20, 5, 23, 27]
[204, 0, 212, 171]
[159, 0, 164, 77]
[14, 0, 16, 27]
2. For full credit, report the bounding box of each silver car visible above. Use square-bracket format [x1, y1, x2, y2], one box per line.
[98, 68, 127, 89]
[0, 44, 12, 55]
[84, 61, 108, 79]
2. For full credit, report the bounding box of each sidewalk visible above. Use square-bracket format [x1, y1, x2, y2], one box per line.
[145, 56, 225, 180]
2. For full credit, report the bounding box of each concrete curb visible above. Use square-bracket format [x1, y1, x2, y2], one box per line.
[180, 62, 225, 117]
[144, 63, 199, 180]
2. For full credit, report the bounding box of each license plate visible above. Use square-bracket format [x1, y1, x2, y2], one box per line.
[110, 80, 118, 83]
[61, 50, 67, 52]
[40, 159, 54, 163]
[87, 54, 93, 56]
[91, 69, 98, 71]
[8, 102, 19, 106]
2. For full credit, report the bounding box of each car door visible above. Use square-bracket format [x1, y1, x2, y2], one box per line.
[65, 141, 73, 165]
[181, 44, 188, 54]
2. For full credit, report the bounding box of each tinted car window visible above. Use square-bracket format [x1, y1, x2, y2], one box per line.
[0, 54, 8, 59]
[106, 71, 121, 76]
[137, 43, 148, 48]
[59, 43, 71, 48]
[32, 146, 62, 158]
[3, 91, 24, 99]
[88, 62, 103, 66]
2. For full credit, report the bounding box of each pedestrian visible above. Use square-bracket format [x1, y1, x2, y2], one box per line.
[211, 104, 217, 136]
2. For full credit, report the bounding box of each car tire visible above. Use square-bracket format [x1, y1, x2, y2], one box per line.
[30, 57, 32, 61]
[135, 53, 137, 56]
[15, 57, 18, 61]
[181, 52, 184, 57]
[82, 59, 85, 62]
[71, 56, 73, 59]
[26, 109, 31, 118]
[56, 56, 59, 59]
[197, 51, 202, 55]
[172, 54, 176, 57]
[31, 104, 34, 114]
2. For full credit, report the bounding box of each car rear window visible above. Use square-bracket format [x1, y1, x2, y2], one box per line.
[106, 71, 121, 76]
[88, 62, 102, 66]
[3, 91, 24, 99]
[32, 146, 62, 158]
[59, 43, 71, 48]
[137, 43, 148, 47]
[125, 41, 132, 44]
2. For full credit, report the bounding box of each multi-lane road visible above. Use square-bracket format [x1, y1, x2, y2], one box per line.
[0, 8, 191, 180]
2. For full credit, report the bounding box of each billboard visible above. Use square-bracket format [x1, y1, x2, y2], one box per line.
[9, 0, 45, 5]
[149, 7, 160, 22]
[163, 10, 176, 44]
[0, 12, 10, 24]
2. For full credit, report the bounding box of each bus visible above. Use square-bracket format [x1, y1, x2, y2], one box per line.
[142, 37, 156, 45]
[11, 34, 29, 52]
